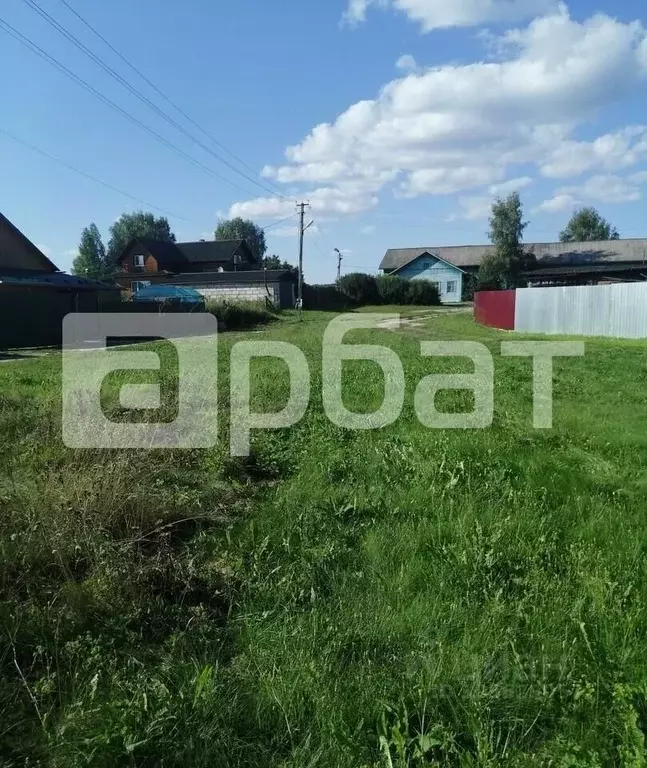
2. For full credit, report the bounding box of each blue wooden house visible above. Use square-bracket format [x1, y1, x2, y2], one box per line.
[384, 250, 465, 304]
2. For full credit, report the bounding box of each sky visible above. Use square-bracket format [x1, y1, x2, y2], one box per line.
[2, 0, 647, 282]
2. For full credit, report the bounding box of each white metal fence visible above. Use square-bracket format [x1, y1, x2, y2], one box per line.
[515, 283, 647, 338]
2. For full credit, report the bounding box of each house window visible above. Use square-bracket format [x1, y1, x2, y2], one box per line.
[422, 261, 431, 269]
[132, 280, 151, 293]
[134, 254, 145, 268]
[446, 280, 457, 293]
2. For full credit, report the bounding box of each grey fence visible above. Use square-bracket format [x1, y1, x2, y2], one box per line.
[515, 283, 647, 338]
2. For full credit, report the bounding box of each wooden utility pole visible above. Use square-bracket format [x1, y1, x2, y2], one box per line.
[297, 201, 310, 317]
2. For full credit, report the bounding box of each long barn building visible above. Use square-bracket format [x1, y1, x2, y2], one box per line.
[380, 239, 647, 302]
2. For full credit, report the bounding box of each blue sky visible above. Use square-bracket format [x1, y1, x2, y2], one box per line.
[2, 0, 647, 282]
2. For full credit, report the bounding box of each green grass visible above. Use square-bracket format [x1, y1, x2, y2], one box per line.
[3, 309, 647, 766]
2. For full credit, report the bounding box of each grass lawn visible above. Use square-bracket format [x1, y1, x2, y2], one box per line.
[2, 307, 647, 766]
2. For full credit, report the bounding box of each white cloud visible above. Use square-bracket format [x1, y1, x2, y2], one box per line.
[231, 9, 647, 220]
[270, 224, 320, 238]
[361, 224, 376, 234]
[396, 54, 418, 71]
[559, 174, 642, 203]
[540, 126, 647, 178]
[451, 177, 533, 220]
[399, 165, 505, 196]
[344, 0, 557, 32]
[229, 180, 381, 219]
[536, 193, 580, 213]
[341, 0, 371, 25]
[538, 173, 642, 213]
[453, 196, 494, 220]
[490, 176, 533, 196]
[271, 226, 300, 238]
[228, 197, 294, 220]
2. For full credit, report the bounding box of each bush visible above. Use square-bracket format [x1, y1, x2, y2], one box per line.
[303, 284, 355, 311]
[307, 274, 441, 310]
[375, 275, 410, 305]
[204, 300, 276, 330]
[337, 273, 379, 304]
[462, 273, 477, 302]
[405, 279, 441, 306]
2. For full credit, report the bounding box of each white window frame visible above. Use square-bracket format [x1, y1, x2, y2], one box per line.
[446, 280, 457, 294]
[131, 280, 151, 293]
[134, 254, 145, 268]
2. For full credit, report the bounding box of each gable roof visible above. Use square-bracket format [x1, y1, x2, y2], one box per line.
[380, 239, 647, 272]
[0, 212, 59, 272]
[390, 250, 466, 275]
[125, 238, 186, 269]
[119, 238, 256, 269]
[176, 239, 255, 264]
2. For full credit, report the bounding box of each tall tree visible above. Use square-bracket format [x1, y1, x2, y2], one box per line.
[71, 223, 106, 279]
[478, 193, 530, 289]
[215, 217, 266, 264]
[559, 207, 620, 243]
[107, 211, 175, 270]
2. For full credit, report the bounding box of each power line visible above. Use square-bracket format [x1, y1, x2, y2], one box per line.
[21, 0, 284, 200]
[260, 213, 298, 231]
[0, 16, 263, 199]
[0, 126, 189, 219]
[54, 0, 285, 198]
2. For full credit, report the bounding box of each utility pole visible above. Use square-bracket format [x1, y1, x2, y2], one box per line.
[296, 201, 310, 318]
[334, 248, 343, 281]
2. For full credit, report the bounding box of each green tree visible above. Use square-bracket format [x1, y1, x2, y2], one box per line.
[478, 193, 529, 289]
[559, 207, 620, 243]
[215, 218, 266, 264]
[263, 254, 297, 276]
[71, 223, 106, 279]
[107, 211, 175, 271]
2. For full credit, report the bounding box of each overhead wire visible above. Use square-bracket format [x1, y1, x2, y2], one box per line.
[20, 0, 284, 200]
[53, 0, 286, 197]
[0, 126, 189, 220]
[260, 213, 299, 232]
[0, 16, 266, 199]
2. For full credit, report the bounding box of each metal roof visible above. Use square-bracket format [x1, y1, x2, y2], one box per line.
[380, 239, 647, 272]
[0, 269, 118, 290]
[524, 263, 647, 278]
[390, 250, 466, 275]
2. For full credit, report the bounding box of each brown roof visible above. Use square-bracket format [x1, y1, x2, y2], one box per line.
[0, 212, 59, 272]
[118, 238, 256, 269]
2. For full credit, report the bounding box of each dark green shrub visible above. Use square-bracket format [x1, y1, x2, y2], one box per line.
[405, 280, 441, 305]
[205, 300, 275, 329]
[376, 275, 410, 305]
[462, 274, 477, 301]
[337, 273, 379, 304]
[303, 284, 354, 310]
